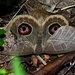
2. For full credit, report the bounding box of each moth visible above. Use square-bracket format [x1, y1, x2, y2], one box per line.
[0, 0, 75, 65]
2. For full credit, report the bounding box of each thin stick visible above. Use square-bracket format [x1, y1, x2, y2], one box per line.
[53, 4, 75, 13]
[36, 55, 47, 65]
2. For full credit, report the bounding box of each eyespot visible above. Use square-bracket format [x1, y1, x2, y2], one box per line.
[48, 23, 60, 35]
[18, 23, 32, 35]
[43, 15, 69, 35]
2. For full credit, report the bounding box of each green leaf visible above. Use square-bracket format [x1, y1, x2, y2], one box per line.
[11, 56, 26, 75]
[0, 38, 4, 46]
[0, 29, 6, 35]
[0, 68, 8, 75]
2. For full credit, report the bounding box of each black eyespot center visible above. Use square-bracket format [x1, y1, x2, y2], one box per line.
[22, 26, 26, 31]
[18, 23, 32, 35]
[54, 26, 58, 31]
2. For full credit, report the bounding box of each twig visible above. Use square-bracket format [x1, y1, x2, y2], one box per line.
[36, 55, 47, 65]
[64, 61, 75, 75]
[53, 4, 75, 13]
